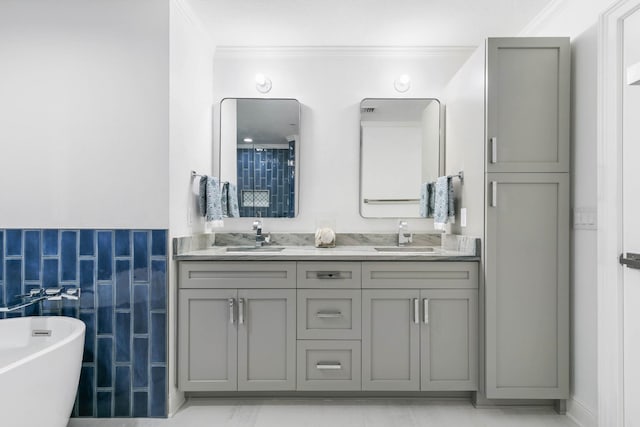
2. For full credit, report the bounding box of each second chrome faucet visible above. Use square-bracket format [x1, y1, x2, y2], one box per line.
[252, 219, 271, 247]
[398, 220, 413, 246]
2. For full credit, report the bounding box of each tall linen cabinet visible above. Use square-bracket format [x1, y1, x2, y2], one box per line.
[445, 37, 570, 401]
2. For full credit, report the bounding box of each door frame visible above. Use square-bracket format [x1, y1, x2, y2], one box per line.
[598, 1, 640, 425]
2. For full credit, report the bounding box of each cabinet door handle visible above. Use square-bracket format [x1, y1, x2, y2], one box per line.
[239, 298, 245, 324]
[228, 298, 235, 324]
[491, 181, 498, 207]
[413, 298, 419, 324]
[316, 272, 341, 279]
[316, 311, 342, 318]
[490, 137, 498, 163]
[423, 298, 429, 324]
[316, 362, 342, 370]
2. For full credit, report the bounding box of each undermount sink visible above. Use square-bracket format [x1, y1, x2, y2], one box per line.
[224, 246, 285, 253]
[373, 246, 437, 253]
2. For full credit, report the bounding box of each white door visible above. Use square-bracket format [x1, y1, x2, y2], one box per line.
[622, 8, 640, 426]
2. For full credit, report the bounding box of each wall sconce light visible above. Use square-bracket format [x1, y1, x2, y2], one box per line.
[255, 73, 272, 93]
[394, 74, 411, 93]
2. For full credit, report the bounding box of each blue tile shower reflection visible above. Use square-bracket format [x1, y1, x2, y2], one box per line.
[0, 229, 167, 418]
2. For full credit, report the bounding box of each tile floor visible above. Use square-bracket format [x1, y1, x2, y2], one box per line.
[67, 399, 580, 427]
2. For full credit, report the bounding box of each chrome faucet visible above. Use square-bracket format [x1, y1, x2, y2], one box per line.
[398, 220, 413, 246]
[0, 287, 81, 313]
[252, 219, 270, 247]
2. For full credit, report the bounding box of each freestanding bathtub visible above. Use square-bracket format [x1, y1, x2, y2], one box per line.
[0, 316, 85, 427]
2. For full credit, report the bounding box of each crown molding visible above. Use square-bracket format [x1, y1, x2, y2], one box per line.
[214, 45, 476, 59]
[518, 0, 566, 36]
[171, 0, 215, 49]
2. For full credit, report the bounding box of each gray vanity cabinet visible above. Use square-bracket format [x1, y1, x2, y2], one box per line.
[485, 37, 570, 173]
[421, 289, 478, 391]
[237, 289, 296, 391]
[178, 261, 296, 392]
[361, 262, 479, 392]
[362, 289, 421, 391]
[484, 173, 569, 398]
[178, 288, 296, 392]
[361, 288, 478, 392]
[178, 289, 237, 391]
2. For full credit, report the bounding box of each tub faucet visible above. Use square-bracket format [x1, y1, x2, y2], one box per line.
[0, 287, 81, 312]
[398, 220, 413, 246]
[253, 219, 270, 247]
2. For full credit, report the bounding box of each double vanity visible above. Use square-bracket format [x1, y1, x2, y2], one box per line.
[178, 35, 571, 406]
[175, 234, 479, 395]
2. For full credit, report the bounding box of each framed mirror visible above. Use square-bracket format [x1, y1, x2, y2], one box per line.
[359, 98, 442, 218]
[219, 98, 300, 218]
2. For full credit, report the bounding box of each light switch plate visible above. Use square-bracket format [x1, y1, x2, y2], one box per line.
[573, 207, 597, 230]
[460, 208, 467, 227]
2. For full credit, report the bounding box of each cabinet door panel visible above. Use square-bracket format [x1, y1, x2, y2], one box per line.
[238, 289, 296, 390]
[362, 290, 420, 391]
[485, 173, 569, 398]
[486, 37, 570, 173]
[178, 289, 237, 391]
[420, 289, 477, 391]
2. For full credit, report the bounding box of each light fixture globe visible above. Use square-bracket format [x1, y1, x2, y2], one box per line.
[394, 74, 411, 93]
[255, 73, 272, 93]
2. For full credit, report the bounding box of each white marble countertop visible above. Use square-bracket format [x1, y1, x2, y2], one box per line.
[174, 245, 479, 261]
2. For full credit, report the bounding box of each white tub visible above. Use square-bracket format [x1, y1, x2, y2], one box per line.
[0, 316, 85, 427]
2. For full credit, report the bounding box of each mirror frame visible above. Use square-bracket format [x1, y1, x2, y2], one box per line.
[358, 97, 444, 219]
[218, 97, 301, 218]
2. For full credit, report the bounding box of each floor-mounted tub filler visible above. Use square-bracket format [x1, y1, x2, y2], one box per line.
[0, 316, 85, 427]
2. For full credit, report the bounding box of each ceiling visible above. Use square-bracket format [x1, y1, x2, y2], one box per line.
[186, 0, 554, 47]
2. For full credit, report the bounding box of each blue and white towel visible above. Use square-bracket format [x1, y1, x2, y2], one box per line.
[433, 176, 455, 230]
[419, 182, 436, 218]
[199, 176, 223, 224]
[221, 182, 240, 218]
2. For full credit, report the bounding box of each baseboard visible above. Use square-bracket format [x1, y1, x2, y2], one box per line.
[566, 398, 597, 427]
[168, 391, 186, 418]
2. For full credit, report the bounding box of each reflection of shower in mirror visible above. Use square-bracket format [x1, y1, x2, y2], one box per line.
[219, 98, 300, 218]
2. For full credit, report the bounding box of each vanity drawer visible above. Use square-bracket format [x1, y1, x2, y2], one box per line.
[297, 290, 361, 340]
[296, 340, 361, 391]
[362, 262, 478, 289]
[179, 261, 296, 289]
[297, 262, 361, 288]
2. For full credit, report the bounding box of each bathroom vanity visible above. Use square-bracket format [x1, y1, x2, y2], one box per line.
[175, 243, 478, 394]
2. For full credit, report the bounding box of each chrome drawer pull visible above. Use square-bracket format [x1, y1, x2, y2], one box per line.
[316, 272, 342, 279]
[239, 298, 245, 325]
[316, 362, 342, 370]
[491, 181, 498, 207]
[316, 311, 343, 318]
[424, 298, 429, 324]
[490, 137, 498, 163]
[413, 298, 419, 324]
[228, 298, 235, 324]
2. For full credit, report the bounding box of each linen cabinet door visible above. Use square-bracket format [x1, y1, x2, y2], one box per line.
[178, 289, 237, 391]
[362, 290, 420, 391]
[486, 37, 570, 173]
[237, 289, 296, 391]
[485, 173, 569, 399]
[420, 289, 477, 391]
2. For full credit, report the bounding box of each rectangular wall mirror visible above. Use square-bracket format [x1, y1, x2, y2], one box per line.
[359, 98, 442, 218]
[219, 98, 300, 218]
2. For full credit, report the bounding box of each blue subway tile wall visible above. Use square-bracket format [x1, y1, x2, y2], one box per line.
[0, 229, 167, 418]
[237, 147, 295, 217]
